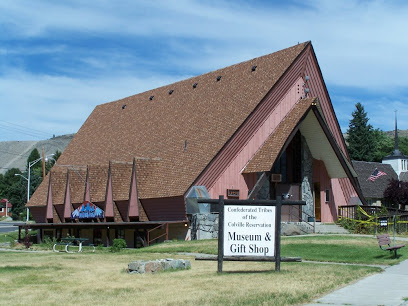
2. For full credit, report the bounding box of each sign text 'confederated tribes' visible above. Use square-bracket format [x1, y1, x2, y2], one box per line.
[224, 205, 275, 257]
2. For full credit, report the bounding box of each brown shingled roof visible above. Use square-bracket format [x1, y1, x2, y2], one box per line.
[50, 168, 68, 205]
[68, 167, 87, 204]
[88, 164, 109, 203]
[27, 173, 50, 207]
[110, 161, 133, 201]
[32, 42, 310, 204]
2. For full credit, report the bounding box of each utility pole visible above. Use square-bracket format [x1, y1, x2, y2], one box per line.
[42, 147, 46, 178]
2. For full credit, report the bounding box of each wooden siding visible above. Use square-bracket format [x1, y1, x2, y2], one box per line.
[31, 207, 46, 223]
[208, 77, 305, 199]
[54, 204, 64, 223]
[194, 46, 310, 195]
[128, 162, 140, 219]
[116, 200, 128, 222]
[141, 196, 186, 221]
[332, 178, 348, 207]
[303, 47, 347, 155]
[46, 175, 53, 221]
[338, 178, 358, 204]
[105, 173, 114, 218]
[313, 159, 337, 222]
[303, 46, 360, 207]
[63, 174, 72, 220]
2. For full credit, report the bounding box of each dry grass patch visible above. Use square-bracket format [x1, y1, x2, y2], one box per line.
[0, 250, 380, 306]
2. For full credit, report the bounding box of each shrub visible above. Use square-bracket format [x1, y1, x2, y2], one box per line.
[110, 239, 127, 252]
[42, 237, 57, 250]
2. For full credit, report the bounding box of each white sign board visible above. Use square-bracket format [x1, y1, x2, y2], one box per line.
[223, 205, 275, 257]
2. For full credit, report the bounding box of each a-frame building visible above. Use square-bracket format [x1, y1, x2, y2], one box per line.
[27, 41, 364, 247]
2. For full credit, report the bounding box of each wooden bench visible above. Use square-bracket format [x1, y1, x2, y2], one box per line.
[376, 234, 406, 258]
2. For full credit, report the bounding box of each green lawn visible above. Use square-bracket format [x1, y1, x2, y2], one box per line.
[0, 234, 405, 305]
[282, 235, 408, 265]
[126, 234, 406, 266]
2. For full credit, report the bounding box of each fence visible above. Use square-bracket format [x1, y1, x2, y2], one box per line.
[338, 205, 408, 234]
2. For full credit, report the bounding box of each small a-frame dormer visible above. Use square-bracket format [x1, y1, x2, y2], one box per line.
[84, 165, 91, 203]
[46, 173, 53, 222]
[128, 158, 140, 221]
[63, 170, 72, 221]
[104, 162, 115, 221]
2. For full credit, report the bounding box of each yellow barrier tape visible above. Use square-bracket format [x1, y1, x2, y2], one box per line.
[357, 205, 373, 219]
[340, 216, 408, 226]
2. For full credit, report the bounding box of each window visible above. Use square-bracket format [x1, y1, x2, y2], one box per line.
[271, 131, 302, 184]
[0, 208, 3, 212]
[116, 229, 125, 239]
[325, 189, 330, 202]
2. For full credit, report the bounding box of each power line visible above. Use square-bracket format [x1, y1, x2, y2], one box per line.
[0, 149, 30, 157]
[0, 123, 53, 140]
[0, 120, 53, 138]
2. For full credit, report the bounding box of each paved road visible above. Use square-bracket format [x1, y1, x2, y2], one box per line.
[0, 222, 23, 233]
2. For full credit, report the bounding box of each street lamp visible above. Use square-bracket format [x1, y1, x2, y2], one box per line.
[15, 154, 55, 223]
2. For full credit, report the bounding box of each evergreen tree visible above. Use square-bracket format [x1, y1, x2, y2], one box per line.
[372, 129, 393, 162]
[0, 168, 25, 219]
[27, 148, 42, 171]
[347, 103, 375, 161]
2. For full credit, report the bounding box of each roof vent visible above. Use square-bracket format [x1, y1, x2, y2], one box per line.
[149, 95, 154, 101]
[169, 89, 174, 95]
[193, 83, 198, 89]
[122, 104, 126, 110]
[216, 76, 221, 81]
[252, 65, 257, 72]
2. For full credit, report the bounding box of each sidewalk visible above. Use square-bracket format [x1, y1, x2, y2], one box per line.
[307, 258, 408, 306]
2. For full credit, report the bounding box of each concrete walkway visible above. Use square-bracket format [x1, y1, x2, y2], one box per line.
[307, 259, 408, 306]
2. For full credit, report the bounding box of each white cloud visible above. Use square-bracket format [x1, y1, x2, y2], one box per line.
[0, 68, 185, 140]
[0, 0, 408, 140]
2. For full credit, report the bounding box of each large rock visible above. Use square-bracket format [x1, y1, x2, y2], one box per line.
[128, 259, 191, 274]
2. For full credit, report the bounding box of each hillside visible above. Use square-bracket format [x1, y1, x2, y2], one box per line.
[0, 134, 74, 174]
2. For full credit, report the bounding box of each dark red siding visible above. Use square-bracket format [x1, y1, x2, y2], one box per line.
[141, 196, 186, 221]
[30, 207, 46, 223]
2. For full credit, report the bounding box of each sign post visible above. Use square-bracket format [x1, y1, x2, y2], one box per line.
[198, 196, 305, 273]
[275, 196, 282, 271]
[217, 196, 224, 273]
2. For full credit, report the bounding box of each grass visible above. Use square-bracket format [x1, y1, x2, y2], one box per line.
[282, 235, 408, 265]
[0, 234, 405, 305]
[0, 231, 18, 244]
[121, 235, 407, 265]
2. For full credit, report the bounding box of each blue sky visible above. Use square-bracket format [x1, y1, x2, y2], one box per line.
[1, 0, 407, 141]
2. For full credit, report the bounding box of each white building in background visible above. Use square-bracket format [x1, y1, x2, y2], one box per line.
[382, 115, 408, 177]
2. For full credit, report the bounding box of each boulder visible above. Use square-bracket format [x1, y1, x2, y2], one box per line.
[128, 259, 191, 274]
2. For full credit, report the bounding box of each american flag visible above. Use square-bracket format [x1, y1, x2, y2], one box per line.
[367, 168, 387, 181]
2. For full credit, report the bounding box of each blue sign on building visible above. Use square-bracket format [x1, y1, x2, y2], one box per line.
[71, 201, 104, 219]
